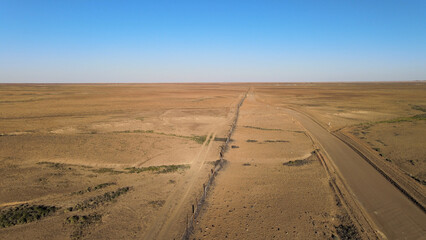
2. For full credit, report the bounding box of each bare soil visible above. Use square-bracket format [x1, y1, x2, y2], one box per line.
[192, 92, 360, 240]
[254, 82, 426, 186]
[0, 84, 245, 239]
[1, 82, 424, 239]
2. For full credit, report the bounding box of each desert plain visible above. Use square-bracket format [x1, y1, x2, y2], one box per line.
[0, 82, 425, 239]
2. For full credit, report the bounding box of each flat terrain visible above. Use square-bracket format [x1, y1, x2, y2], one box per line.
[286, 108, 426, 239]
[255, 82, 426, 185]
[193, 92, 358, 239]
[0, 84, 246, 239]
[1, 82, 425, 239]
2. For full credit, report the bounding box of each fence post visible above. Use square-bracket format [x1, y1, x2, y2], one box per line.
[182, 91, 248, 240]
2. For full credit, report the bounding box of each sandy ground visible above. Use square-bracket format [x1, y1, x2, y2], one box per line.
[0, 84, 245, 239]
[1, 82, 425, 239]
[254, 82, 426, 185]
[193, 92, 357, 239]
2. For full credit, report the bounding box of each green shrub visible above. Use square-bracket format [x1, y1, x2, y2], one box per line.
[125, 164, 190, 174]
[264, 140, 289, 143]
[0, 204, 57, 228]
[68, 187, 130, 212]
[73, 182, 116, 195]
[91, 168, 123, 174]
[283, 159, 310, 166]
[66, 213, 102, 240]
[65, 213, 101, 226]
[243, 126, 282, 131]
[411, 105, 426, 112]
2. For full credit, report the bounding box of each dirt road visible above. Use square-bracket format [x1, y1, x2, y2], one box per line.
[143, 93, 246, 240]
[142, 131, 217, 240]
[192, 92, 351, 239]
[286, 109, 426, 239]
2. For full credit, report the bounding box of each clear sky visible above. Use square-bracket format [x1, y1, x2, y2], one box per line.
[1, 0, 425, 83]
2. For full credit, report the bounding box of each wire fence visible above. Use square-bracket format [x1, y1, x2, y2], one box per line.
[181, 91, 248, 240]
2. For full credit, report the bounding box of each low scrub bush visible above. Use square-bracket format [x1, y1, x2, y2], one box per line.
[91, 168, 124, 174]
[283, 159, 310, 166]
[125, 164, 190, 174]
[243, 126, 282, 131]
[0, 204, 57, 228]
[66, 213, 102, 240]
[73, 182, 116, 195]
[264, 140, 289, 143]
[67, 187, 130, 212]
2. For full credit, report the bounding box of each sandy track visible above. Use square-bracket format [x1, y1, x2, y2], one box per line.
[192, 92, 349, 239]
[286, 109, 426, 239]
[142, 131, 217, 240]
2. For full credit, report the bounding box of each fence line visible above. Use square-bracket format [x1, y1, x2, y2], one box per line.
[181, 91, 248, 240]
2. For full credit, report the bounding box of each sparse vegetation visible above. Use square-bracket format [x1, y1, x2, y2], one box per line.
[355, 113, 426, 131]
[125, 164, 190, 174]
[242, 163, 251, 166]
[148, 200, 165, 208]
[370, 114, 426, 125]
[335, 224, 361, 240]
[190, 135, 207, 144]
[412, 113, 426, 120]
[113, 129, 153, 134]
[66, 213, 102, 240]
[116, 130, 207, 144]
[283, 159, 310, 166]
[0, 204, 57, 228]
[133, 129, 154, 133]
[264, 140, 289, 143]
[37, 162, 93, 171]
[37, 161, 68, 170]
[66, 213, 102, 225]
[91, 168, 124, 174]
[72, 182, 116, 195]
[246, 139, 258, 142]
[67, 187, 130, 212]
[411, 105, 426, 112]
[206, 135, 213, 145]
[243, 126, 283, 131]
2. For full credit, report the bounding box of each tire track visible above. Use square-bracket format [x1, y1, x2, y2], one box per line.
[142, 131, 216, 240]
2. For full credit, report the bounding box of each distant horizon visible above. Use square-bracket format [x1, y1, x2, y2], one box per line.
[1, 1, 425, 83]
[1, 80, 425, 84]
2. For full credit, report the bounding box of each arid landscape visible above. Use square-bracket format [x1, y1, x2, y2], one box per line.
[1, 82, 425, 239]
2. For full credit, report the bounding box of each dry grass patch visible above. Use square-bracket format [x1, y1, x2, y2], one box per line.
[65, 213, 102, 240]
[148, 200, 166, 208]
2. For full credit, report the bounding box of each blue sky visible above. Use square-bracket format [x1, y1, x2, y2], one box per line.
[1, 0, 425, 83]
